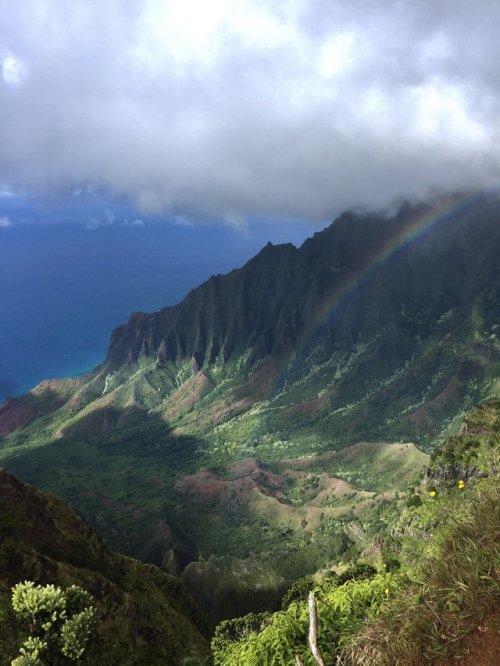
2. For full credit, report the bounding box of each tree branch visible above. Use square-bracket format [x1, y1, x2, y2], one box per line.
[308, 591, 326, 666]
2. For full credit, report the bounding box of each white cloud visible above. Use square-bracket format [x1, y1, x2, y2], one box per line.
[1, 1, 500, 222]
[85, 219, 100, 230]
[0, 216, 13, 228]
[174, 216, 194, 227]
[1, 53, 28, 86]
[224, 212, 248, 234]
[104, 209, 116, 225]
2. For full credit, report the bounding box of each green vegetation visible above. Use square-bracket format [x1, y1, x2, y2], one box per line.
[345, 477, 499, 665]
[11, 582, 97, 665]
[212, 573, 394, 665]
[211, 401, 500, 665]
[1, 198, 499, 629]
[430, 397, 500, 472]
[0, 468, 210, 665]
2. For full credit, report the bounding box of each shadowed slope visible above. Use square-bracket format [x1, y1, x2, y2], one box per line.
[0, 468, 210, 665]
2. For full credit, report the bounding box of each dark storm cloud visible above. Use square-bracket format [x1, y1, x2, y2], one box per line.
[1, 0, 500, 222]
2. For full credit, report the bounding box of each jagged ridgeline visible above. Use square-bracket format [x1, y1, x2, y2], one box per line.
[0, 192, 499, 620]
[0, 468, 210, 665]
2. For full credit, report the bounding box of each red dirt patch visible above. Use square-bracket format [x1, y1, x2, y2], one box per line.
[228, 458, 284, 489]
[159, 372, 213, 420]
[0, 385, 74, 435]
[406, 377, 461, 428]
[177, 470, 228, 498]
[176, 460, 289, 512]
[0, 399, 41, 435]
[209, 398, 252, 426]
[245, 357, 286, 400]
[228, 458, 261, 477]
[438, 624, 500, 665]
[0, 377, 85, 436]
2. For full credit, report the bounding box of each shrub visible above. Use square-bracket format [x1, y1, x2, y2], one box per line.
[11, 582, 98, 665]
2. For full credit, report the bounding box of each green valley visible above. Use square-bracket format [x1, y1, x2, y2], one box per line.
[1, 194, 499, 629]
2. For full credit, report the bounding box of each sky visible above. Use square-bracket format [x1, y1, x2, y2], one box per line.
[1, 0, 500, 225]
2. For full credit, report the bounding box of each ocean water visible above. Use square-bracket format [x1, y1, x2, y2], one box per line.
[0, 220, 322, 403]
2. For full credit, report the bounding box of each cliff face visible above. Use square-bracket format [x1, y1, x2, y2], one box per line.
[104, 194, 500, 378]
[105, 240, 300, 370]
[77, 192, 500, 455]
[0, 468, 210, 665]
[0, 193, 499, 617]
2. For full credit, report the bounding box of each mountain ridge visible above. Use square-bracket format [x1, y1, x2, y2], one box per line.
[89, 192, 500, 445]
[1, 192, 499, 620]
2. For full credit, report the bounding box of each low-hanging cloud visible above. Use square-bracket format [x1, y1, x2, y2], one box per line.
[1, 0, 500, 222]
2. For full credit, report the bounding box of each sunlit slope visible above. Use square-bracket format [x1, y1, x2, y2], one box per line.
[211, 400, 500, 665]
[0, 194, 499, 617]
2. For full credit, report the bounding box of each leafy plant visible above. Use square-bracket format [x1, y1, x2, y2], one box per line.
[11, 582, 98, 665]
[212, 573, 393, 665]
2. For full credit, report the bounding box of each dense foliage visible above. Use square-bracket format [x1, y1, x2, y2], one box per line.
[212, 401, 500, 665]
[11, 582, 97, 665]
[0, 468, 210, 665]
[212, 572, 393, 665]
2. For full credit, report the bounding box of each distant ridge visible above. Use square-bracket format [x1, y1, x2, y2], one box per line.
[1, 192, 499, 621]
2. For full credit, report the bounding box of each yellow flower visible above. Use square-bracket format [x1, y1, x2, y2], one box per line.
[458, 480, 465, 489]
[429, 490, 437, 497]
[384, 588, 390, 596]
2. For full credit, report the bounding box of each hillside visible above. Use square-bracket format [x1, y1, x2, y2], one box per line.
[212, 400, 500, 665]
[0, 468, 210, 665]
[1, 192, 499, 618]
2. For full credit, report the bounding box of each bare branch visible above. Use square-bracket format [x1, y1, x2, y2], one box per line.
[308, 591, 326, 666]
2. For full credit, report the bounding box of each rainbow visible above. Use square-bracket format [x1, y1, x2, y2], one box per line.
[302, 191, 485, 343]
[242, 192, 486, 450]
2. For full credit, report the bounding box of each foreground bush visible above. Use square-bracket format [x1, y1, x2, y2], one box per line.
[11, 582, 97, 665]
[212, 571, 394, 665]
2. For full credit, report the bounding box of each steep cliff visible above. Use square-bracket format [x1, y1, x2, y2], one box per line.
[1, 193, 499, 619]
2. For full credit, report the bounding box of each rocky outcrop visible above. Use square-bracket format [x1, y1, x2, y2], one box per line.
[422, 463, 487, 484]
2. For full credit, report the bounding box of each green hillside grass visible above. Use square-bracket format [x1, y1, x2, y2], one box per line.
[1, 200, 499, 626]
[345, 477, 499, 665]
[211, 401, 500, 665]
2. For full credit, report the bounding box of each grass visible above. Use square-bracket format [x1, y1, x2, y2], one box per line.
[210, 400, 500, 664]
[343, 477, 500, 665]
[209, 477, 500, 665]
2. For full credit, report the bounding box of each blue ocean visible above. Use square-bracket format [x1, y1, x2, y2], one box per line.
[0, 219, 321, 403]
